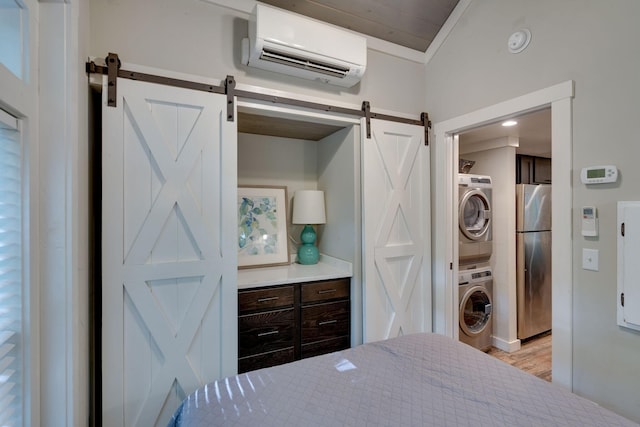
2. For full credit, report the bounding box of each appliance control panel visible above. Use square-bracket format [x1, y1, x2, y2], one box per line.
[580, 165, 618, 184]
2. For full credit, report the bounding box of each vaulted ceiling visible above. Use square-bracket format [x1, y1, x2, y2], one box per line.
[258, 0, 461, 52]
[238, 1, 549, 154]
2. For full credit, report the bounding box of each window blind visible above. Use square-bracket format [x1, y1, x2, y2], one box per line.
[0, 114, 22, 427]
[0, 0, 27, 80]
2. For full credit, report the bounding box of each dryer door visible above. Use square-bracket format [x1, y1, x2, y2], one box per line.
[459, 189, 491, 241]
[459, 285, 492, 336]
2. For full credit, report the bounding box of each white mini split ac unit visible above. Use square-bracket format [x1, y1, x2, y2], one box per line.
[241, 4, 367, 88]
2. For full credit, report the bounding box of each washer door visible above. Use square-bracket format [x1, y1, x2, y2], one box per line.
[459, 189, 491, 240]
[459, 285, 492, 336]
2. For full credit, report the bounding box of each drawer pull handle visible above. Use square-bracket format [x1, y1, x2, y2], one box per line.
[257, 330, 279, 337]
[257, 296, 279, 303]
[318, 320, 338, 326]
[317, 289, 336, 295]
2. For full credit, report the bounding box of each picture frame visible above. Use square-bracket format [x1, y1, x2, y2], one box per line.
[237, 185, 290, 269]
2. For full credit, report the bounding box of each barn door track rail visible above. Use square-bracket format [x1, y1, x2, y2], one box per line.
[86, 53, 431, 145]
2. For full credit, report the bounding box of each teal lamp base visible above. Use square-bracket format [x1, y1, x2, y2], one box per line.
[297, 224, 319, 264]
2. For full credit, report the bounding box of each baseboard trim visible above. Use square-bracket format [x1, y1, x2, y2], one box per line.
[492, 336, 521, 352]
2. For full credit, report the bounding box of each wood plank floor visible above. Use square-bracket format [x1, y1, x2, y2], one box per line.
[487, 331, 552, 382]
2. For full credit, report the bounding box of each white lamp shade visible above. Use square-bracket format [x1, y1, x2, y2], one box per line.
[292, 190, 326, 224]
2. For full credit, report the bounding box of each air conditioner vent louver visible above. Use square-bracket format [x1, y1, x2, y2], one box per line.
[260, 48, 349, 79]
[242, 4, 366, 88]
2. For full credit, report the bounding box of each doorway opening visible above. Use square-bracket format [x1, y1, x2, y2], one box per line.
[457, 108, 552, 381]
[431, 80, 574, 390]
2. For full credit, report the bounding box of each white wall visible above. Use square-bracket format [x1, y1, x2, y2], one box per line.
[426, 0, 640, 421]
[460, 142, 519, 351]
[88, 0, 426, 116]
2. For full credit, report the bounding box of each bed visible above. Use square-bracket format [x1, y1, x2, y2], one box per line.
[169, 333, 637, 426]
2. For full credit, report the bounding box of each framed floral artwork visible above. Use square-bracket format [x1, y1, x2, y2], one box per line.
[237, 185, 290, 269]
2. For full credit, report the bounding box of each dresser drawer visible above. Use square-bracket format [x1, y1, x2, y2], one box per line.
[238, 276, 352, 371]
[301, 278, 349, 304]
[238, 347, 295, 373]
[301, 301, 350, 344]
[301, 336, 350, 359]
[239, 308, 295, 357]
[238, 285, 294, 313]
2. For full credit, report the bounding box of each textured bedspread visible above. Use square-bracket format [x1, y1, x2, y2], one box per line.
[169, 333, 638, 426]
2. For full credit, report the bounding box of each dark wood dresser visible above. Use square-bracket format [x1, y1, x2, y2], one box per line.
[238, 277, 350, 373]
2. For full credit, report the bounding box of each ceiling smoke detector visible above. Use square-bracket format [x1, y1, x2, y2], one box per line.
[508, 29, 531, 54]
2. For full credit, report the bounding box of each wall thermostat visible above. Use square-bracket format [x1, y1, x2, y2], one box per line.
[580, 165, 618, 184]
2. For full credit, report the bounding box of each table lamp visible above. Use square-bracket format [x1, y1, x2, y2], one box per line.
[292, 190, 326, 265]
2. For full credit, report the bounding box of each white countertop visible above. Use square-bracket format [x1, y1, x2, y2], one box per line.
[237, 254, 352, 289]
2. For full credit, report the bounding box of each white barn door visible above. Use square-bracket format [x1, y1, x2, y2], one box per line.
[102, 78, 237, 426]
[362, 119, 430, 342]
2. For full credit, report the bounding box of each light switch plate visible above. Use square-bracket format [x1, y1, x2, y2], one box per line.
[582, 248, 599, 271]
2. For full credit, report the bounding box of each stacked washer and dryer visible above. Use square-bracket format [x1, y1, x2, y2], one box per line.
[458, 172, 494, 351]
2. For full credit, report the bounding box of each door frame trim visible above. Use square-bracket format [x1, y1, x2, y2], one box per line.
[431, 80, 574, 390]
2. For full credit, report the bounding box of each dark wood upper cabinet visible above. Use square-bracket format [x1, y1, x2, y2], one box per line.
[516, 155, 551, 184]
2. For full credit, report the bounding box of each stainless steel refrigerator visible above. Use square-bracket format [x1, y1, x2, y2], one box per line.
[516, 184, 552, 340]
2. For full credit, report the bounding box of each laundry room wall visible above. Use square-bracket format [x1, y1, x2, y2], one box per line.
[459, 140, 518, 352]
[426, 0, 640, 422]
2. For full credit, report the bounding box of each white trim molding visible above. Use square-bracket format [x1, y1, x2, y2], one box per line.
[424, 0, 472, 64]
[38, 0, 90, 425]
